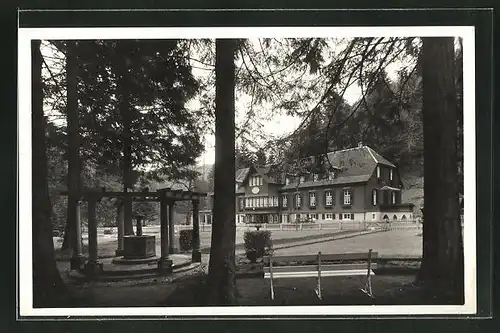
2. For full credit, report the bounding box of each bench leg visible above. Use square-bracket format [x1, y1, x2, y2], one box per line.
[360, 272, 374, 298]
[270, 280, 275, 300]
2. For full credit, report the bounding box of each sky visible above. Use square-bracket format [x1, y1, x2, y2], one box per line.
[38, 38, 405, 167]
[194, 51, 404, 167]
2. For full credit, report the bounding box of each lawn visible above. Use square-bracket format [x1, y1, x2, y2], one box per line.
[55, 228, 428, 308]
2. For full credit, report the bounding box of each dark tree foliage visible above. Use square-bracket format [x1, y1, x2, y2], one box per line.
[32, 40, 67, 306]
[73, 39, 204, 181]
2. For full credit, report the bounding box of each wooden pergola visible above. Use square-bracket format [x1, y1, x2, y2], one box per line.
[62, 188, 207, 276]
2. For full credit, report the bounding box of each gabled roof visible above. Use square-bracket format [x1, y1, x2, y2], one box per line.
[235, 168, 250, 183]
[365, 146, 396, 168]
[234, 145, 396, 189]
[237, 165, 282, 185]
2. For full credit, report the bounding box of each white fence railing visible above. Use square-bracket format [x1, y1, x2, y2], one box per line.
[174, 220, 421, 232]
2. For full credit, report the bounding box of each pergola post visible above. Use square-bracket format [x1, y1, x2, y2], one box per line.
[115, 200, 125, 256]
[158, 192, 172, 274]
[70, 200, 84, 270]
[84, 197, 101, 276]
[168, 201, 178, 254]
[192, 199, 201, 262]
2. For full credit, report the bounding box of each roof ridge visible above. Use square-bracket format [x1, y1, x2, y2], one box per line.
[364, 146, 379, 164]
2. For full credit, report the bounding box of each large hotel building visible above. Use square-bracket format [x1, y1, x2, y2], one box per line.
[199, 144, 414, 224]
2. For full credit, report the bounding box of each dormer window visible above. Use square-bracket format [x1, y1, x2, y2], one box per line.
[390, 168, 393, 181]
[285, 177, 290, 185]
[299, 176, 305, 183]
[376, 166, 381, 179]
[313, 173, 319, 181]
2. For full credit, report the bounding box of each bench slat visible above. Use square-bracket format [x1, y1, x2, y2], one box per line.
[263, 263, 378, 274]
[264, 269, 375, 279]
[264, 252, 378, 264]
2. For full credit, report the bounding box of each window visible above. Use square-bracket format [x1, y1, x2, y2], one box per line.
[299, 176, 305, 183]
[309, 192, 316, 207]
[325, 213, 333, 220]
[311, 213, 317, 220]
[343, 213, 353, 220]
[325, 190, 333, 206]
[282, 195, 288, 208]
[296, 214, 300, 219]
[313, 173, 319, 181]
[391, 191, 396, 204]
[261, 197, 265, 207]
[273, 196, 278, 207]
[372, 189, 378, 206]
[376, 165, 381, 178]
[343, 189, 351, 205]
[328, 171, 335, 180]
[390, 168, 393, 180]
[295, 193, 302, 208]
[372, 213, 376, 220]
[285, 177, 290, 185]
[245, 198, 249, 208]
[239, 199, 244, 209]
[250, 175, 262, 186]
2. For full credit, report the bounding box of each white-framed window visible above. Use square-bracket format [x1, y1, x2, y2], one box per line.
[390, 168, 393, 180]
[273, 196, 278, 207]
[372, 213, 376, 220]
[343, 213, 353, 220]
[245, 198, 249, 208]
[299, 176, 305, 183]
[281, 214, 288, 224]
[376, 165, 381, 178]
[325, 190, 333, 206]
[343, 189, 351, 205]
[285, 177, 290, 185]
[313, 173, 319, 181]
[282, 195, 288, 208]
[295, 213, 300, 219]
[372, 189, 378, 206]
[328, 171, 335, 180]
[309, 192, 316, 207]
[391, 191, 396, 204]
[295, 193, 302, 207]
[261, 197, 265, 207]
[325, 213, 333, 220]
[250, 175, 262, 186]
[310, 213, 317, 220]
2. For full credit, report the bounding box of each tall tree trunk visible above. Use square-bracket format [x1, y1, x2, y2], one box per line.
[117, 56, 134, 235]
[32, 40, 67, 306]
[62, 41, 80, 251]
[207, 39, 237, 305]
[418, 37, 464, 303]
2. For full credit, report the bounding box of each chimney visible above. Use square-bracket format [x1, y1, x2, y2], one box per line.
[358, 142, 363, 148]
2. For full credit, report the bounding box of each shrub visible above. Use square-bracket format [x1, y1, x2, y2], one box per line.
[179, 229, 193, 251]
[243, 230, 272, 261]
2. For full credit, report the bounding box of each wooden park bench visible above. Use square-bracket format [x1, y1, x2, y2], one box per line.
[263, 250, 377, 300]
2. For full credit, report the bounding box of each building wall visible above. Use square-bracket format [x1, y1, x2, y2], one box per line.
[279, 183, 366, 215]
